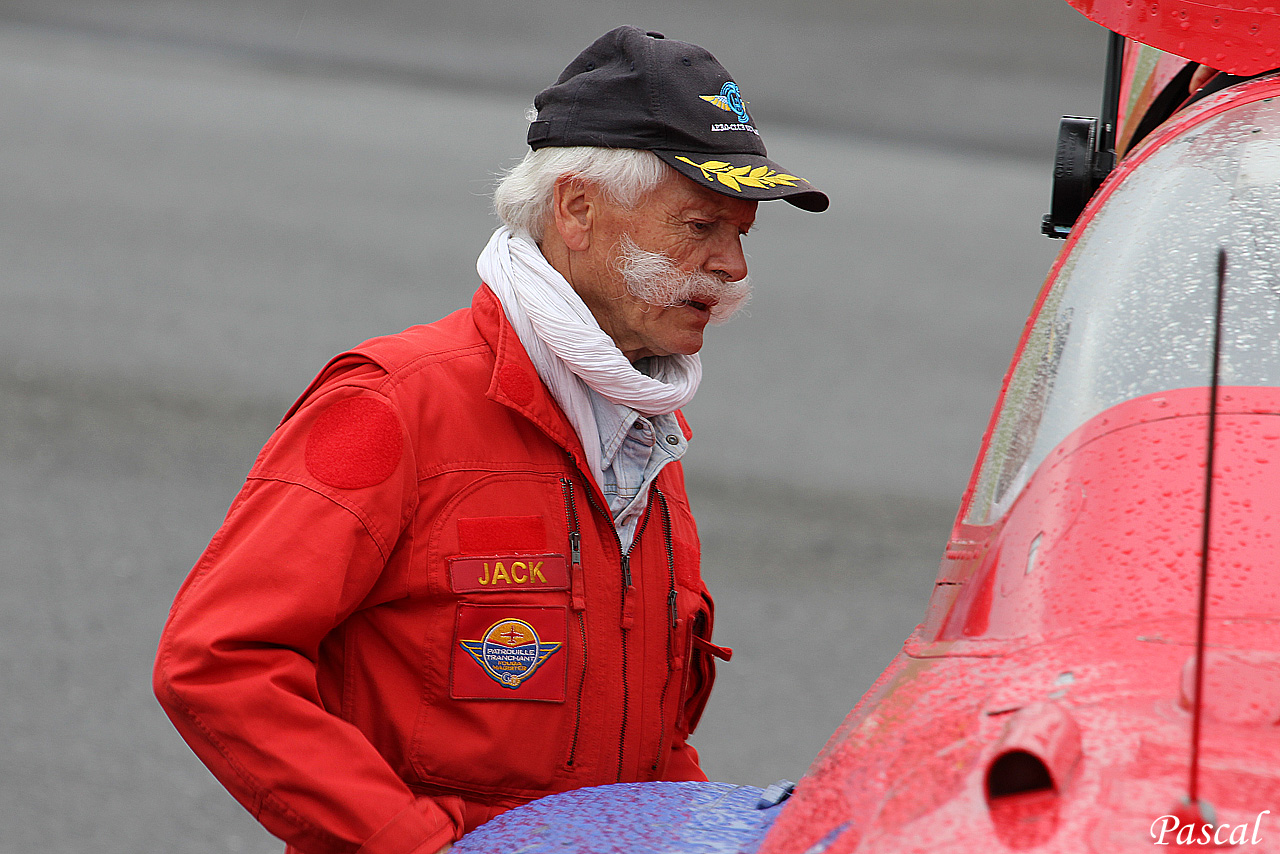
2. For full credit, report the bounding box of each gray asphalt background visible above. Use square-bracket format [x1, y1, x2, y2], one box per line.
[0, 2, 1102, 851]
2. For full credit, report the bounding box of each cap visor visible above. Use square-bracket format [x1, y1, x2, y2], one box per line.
[654, 150, 829, 212]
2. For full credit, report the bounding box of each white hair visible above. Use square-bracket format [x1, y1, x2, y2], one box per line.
[493, 146, 674, 239]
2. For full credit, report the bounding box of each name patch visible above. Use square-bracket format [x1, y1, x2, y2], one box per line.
[451, 605, 567, 701]
[449, 554, 569, 592]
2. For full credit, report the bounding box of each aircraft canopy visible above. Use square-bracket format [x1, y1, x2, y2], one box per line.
[966, 93, 1280, 525]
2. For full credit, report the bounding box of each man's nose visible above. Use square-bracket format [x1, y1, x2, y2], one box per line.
[709, 236, 748, 282]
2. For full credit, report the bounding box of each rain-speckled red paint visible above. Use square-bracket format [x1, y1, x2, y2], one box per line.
[1064, 0, 1280, 76]
[759, 389, 1280, 853]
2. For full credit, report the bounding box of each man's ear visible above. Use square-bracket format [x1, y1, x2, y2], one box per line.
[550, 175, 594, 253]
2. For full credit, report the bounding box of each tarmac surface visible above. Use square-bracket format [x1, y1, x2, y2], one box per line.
[0, 3, 1099, 851]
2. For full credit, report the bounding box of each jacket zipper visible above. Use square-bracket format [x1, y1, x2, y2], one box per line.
[559, 477, 588, 769]
[564, 459, 677, 782]
[650, 486, 679, 773]
[579, 480, 655, 783]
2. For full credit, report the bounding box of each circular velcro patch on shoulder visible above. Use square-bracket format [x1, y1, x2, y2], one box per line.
[304, 396, 404, 490]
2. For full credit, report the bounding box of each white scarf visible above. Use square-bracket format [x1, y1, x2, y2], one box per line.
[477, 227, 701, 487]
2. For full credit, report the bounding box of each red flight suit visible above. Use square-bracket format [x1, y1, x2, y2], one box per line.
[153, 286, 727, 854]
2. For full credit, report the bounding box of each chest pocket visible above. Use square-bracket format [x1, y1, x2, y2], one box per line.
[413, 502, 585, 797]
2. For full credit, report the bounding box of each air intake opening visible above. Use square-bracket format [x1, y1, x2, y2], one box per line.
[987, 750, 1055, 799]
[986, 750, 1061, 849]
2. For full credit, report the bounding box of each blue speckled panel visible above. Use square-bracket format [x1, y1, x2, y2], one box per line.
[453, 781, 779, 854]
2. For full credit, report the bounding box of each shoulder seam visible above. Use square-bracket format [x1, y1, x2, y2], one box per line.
[248, 472, 401, 560]
[375, 342, 492, 397]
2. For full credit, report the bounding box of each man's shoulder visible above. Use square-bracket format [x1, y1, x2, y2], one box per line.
[280, 298, 495, 423]
[352, 305, 488, 378]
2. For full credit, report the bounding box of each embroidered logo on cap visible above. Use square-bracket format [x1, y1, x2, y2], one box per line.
[700, 81, 750, 123]
[675, 157, 801, 193]
[459, 619, 563, 690]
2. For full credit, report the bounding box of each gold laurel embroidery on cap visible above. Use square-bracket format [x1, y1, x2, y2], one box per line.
[675, 157, 801, 192]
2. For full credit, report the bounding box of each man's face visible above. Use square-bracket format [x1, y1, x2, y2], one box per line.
[577, 172, 757, 361]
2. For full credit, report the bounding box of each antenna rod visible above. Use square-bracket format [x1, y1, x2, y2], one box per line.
[1189, 248, 1227, 807]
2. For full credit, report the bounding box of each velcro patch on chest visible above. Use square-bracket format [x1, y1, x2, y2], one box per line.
[451, 605, 567, 701]
[457, 515, 547, 553]
[303, 396, 403, 490]
[449, 554, 569, 593]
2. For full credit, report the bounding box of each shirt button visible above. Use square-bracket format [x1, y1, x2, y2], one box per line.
[666, 435, 680, 445]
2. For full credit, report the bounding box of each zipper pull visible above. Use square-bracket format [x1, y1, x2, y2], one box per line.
[668, 589, 682, 671]
[692, 635, 734, 662]
[569, 532, 586, 612]
[620, 554, 636, 629]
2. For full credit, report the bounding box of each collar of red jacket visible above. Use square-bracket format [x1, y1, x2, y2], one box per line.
[473, 283, 594, 472]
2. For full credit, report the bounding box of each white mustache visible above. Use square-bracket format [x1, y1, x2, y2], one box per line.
[613, 235, 751, 324]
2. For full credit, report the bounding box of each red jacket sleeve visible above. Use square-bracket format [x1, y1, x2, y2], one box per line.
[153, 382, 461, 854]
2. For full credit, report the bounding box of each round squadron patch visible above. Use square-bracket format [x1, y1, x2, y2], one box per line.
[460, 619, 563, 690]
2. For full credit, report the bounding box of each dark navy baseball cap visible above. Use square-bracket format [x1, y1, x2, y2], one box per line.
[528, 26, 829, 213]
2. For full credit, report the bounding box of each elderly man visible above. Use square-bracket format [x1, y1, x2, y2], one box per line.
[154, 26, 826, 854]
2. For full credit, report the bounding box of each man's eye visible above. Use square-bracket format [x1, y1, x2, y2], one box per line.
[689, 221, 711, 233]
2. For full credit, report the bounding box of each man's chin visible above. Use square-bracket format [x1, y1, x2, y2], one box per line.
[667, 330, 707, 357]
[630, 338, 703, 361]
